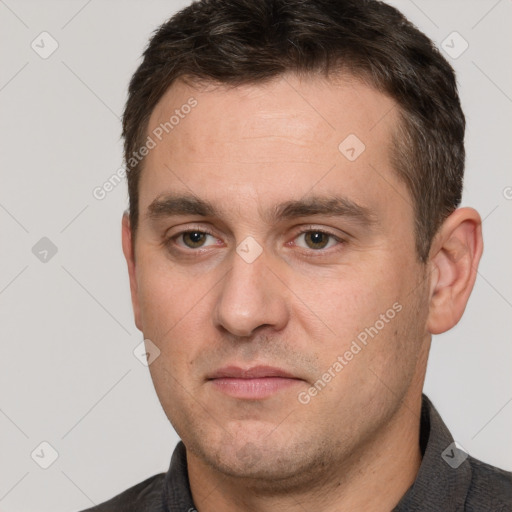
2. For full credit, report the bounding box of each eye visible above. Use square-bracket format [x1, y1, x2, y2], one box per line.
[166, 227, 345, 255]
[294, 229, 343, 251]
[174, 230, 218, 249]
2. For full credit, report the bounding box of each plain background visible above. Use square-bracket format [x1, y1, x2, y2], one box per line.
[0, 1, 511, 510]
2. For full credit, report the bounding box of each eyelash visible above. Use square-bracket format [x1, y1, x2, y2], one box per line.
[165, 225, 346, 256]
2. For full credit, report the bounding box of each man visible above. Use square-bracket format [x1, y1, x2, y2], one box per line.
[81, 0, 511, 510]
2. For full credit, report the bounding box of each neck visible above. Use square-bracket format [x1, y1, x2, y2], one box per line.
[187, 392, 423, 512]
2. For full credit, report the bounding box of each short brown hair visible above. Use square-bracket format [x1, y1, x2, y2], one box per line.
[122, 0, 465, 262]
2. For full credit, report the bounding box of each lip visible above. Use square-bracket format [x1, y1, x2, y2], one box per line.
[208, 365, 297, 379]
[207, 365, 303, 399]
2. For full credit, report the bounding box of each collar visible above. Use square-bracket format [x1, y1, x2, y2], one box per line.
[392, 394, 472, 511]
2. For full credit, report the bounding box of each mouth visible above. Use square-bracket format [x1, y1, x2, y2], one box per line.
[207, 365, 304, 400]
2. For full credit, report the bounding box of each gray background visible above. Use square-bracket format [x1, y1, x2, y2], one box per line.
[0, 1, 511, 510]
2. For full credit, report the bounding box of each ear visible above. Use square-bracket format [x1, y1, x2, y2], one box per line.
[122, 212, 142, 331]
[426, 207, 483, 335]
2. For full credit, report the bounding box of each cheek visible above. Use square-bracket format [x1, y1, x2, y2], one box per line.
[297, 263, 402, 338]
[135, 253, 213, 370]
[136, 251, 193, 335]
[139, 262, 208, 424]
[294, 255, 420, 381]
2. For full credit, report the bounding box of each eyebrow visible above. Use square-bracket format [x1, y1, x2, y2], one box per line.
[146, 193, 377, 226]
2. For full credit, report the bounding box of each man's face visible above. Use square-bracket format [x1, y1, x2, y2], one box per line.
[125, 73, 431, 486]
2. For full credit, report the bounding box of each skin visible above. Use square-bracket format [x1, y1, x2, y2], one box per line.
[122, 72, 483, 511]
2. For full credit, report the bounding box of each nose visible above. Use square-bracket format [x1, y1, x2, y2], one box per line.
[213, 243, 289, 338]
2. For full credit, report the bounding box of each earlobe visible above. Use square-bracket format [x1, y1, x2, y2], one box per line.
[426, 207, 483, 335]
[121, 212, 142, 331]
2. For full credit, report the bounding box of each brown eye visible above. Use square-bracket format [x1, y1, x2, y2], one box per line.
[181, 231, 210, 248]
[295, 230, 340, 251]
[304, 232, 330, 249]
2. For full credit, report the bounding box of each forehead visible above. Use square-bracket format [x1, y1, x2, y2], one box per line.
[149, 73, 397, 158]
[140, 72, 410, 225]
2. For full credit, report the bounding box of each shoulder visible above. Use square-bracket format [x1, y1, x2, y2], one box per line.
[76, 472, 166, 512]
[466, 455, 512, 511]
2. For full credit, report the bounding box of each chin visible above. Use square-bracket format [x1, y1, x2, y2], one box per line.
[193, 432, 330, 490]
